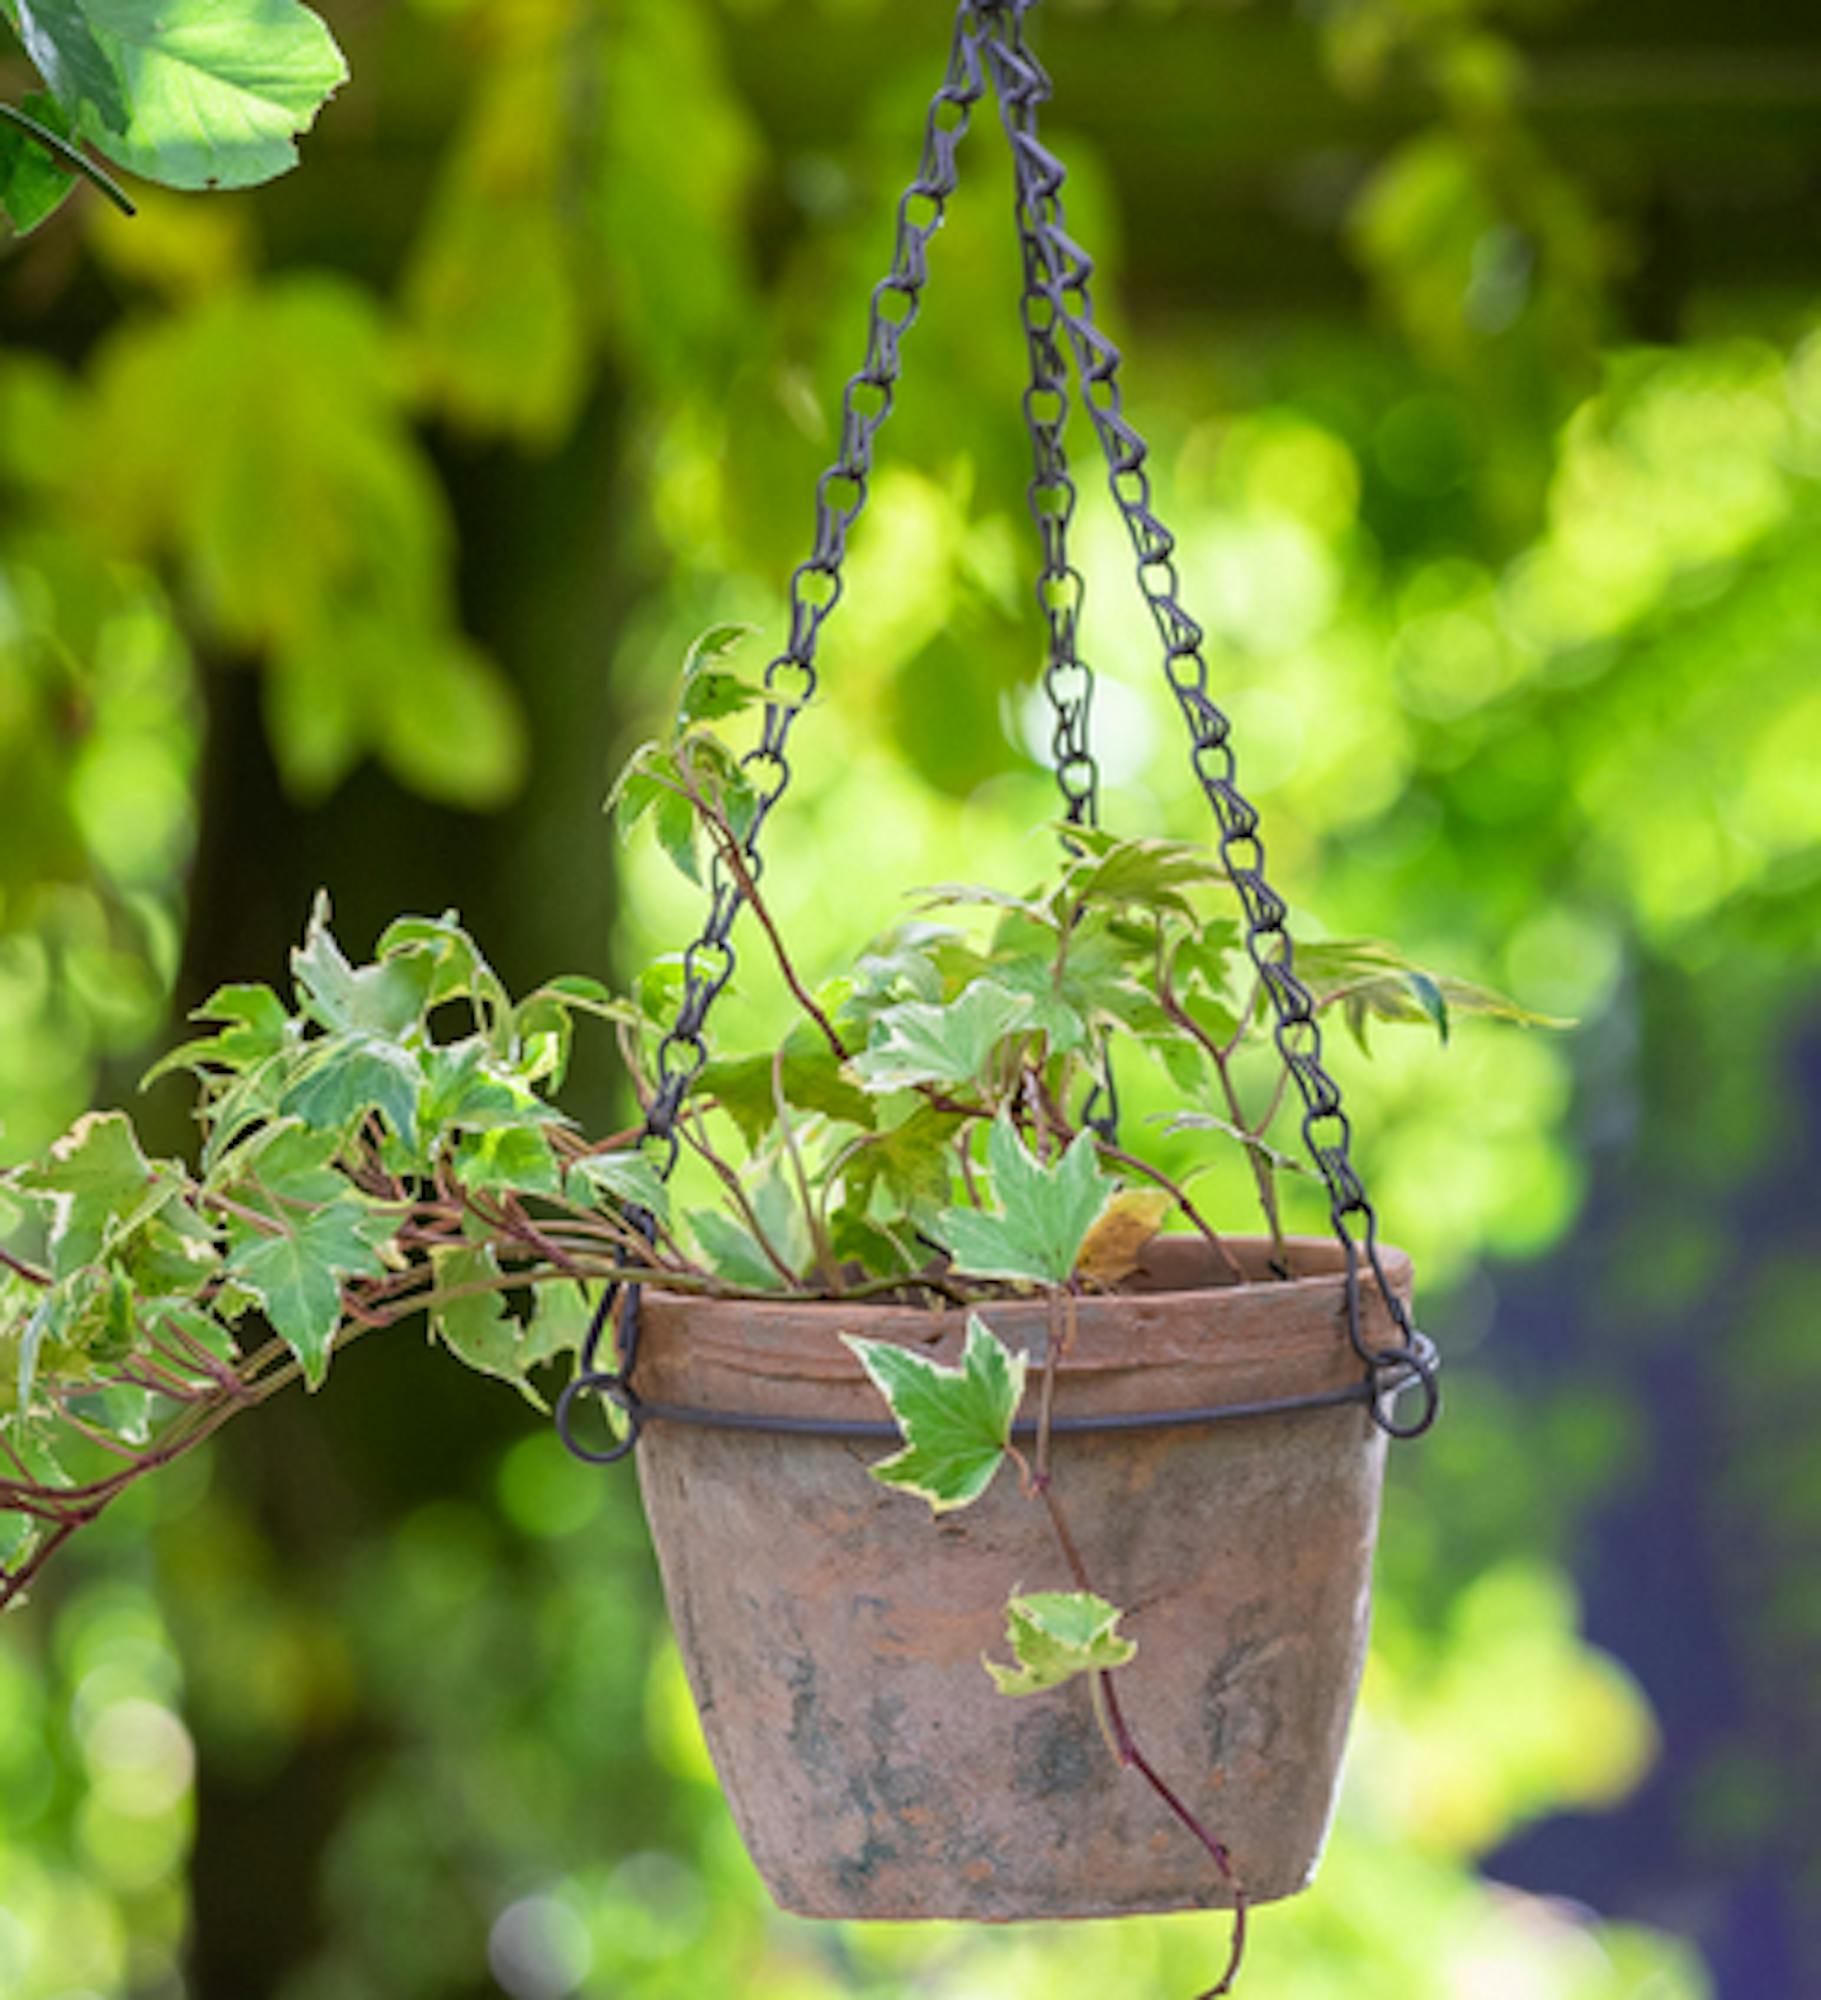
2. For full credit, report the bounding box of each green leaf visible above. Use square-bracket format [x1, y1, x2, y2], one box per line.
[983, 1590, 1136, 1697]
[841, 1102, 960, 1223]
[280, 1032, 423, 1147]
[67, 0, 347, 193]
[224, 1196, 394, 1388]
[687, 1206, 789, 1293]
[700, 1032, 874, 1147]
[566, 1152, 671, 1229]
[16, 1110, 160, 1279]
[215, 1121, 342, 1207]
[428, 1246, 544, 1407]
[142, 982, 292, 1085]
[377, 912, 512, 1042]
[851, 980, 1032, 1093]
[293, 893, 434, 1040]
[932, 1116, 1113, 1289]
[0, 94, 79, 231]
[452, 1125, 562, 1202]
[6, 2, 128, 130]
[520, 1279, 595, 1373]
[676, 622, 761, 730]
[1065, 833, 1227, 920]
[843, 1315, 1027, 1513]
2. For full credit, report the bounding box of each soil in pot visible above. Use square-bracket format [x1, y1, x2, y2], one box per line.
[633, 1235, 1414, 1922]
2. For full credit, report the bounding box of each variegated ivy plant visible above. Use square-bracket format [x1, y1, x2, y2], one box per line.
[0, 625, 1549, 1981]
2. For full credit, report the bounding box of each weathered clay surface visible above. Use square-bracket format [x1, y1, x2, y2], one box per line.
[634, 1236, 1414, 1921]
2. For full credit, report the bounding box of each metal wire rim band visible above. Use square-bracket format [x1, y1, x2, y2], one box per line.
[555, 1333, 1439, 1467]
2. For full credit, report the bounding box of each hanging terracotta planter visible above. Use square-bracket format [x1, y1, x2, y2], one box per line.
[633, 1236, 1417, 1921]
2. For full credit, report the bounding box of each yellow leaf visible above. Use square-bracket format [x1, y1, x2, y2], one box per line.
[1075, 1189, 1172, 1287]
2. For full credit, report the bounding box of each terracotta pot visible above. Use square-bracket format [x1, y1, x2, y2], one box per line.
[633, 1234, 1414, 1922]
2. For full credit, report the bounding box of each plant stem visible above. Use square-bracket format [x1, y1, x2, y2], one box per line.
[677, 757, 850, 1063]
[678, 1111, 803, 1289]
[775, 1048, 842, 1292]
[1157, 950, 1286, 1273]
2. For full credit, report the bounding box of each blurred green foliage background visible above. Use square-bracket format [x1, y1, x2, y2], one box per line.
[3, 0, 1818, 1993]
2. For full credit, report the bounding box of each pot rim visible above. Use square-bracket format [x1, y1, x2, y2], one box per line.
[645, 1232, 1413, 1331]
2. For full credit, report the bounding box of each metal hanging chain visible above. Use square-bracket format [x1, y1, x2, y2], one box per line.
[980, 0, 1435, 1437]
[558, 0, 1437, 1463]
[1013, 171, 1100, 832]
[557, 3, 994, 1465]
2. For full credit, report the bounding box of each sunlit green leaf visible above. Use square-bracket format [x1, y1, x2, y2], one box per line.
[983, 1589, 1135, 1696]
[67, 0, 348, 193]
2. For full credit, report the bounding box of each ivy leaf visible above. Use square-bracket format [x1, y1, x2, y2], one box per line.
[932, 1116, 1113, 1289]
[520, 1279, 596, 1373]
[452, 1125, 562, 1201]
[1064, 833, 1227, 920]
[280, 1031, 423, 1147]
[841, 1102, 960, 1223]
[701, 1031, 874, 1147]
[843, 1315, 1027, 1513]
[687, 1207, 788, 1293]
[142, 982, 292, 1086]
[16, 1110, 160, 1279]
[224, 1197, 394, 1388]
[567, 1151, 671, 1228]
[377, 912, 513, 1047]
[292, 893, 434, 1041]
[851, 980, 1032, 1093]
[1074, 1189, 1173, 1288]
[675, 621, 761, 730]
[62, 0, 348, 193]
[428, 1246, 545, 1408]
[1155, 1111, 1314, 1181]
[983, 1590, 1136, 1697]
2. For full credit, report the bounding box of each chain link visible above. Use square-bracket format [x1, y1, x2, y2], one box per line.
[1012, 165, 1099, 831]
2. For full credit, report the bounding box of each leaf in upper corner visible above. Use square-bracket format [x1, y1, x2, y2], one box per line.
[0, 93, 80, 232]
[7, 4, 128, 130]
[984, 1589, 1135, 1697]
[843, 1314, 1026, 1513]
[16, 1110, 162, 1279]
[851, 980, 1032, 1094]
[65, 0, 348, 193]
[224, 1196, 394, 1388]
[1074, 1189, 1173, 1288]
[932, 1116, 1113, 1289]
